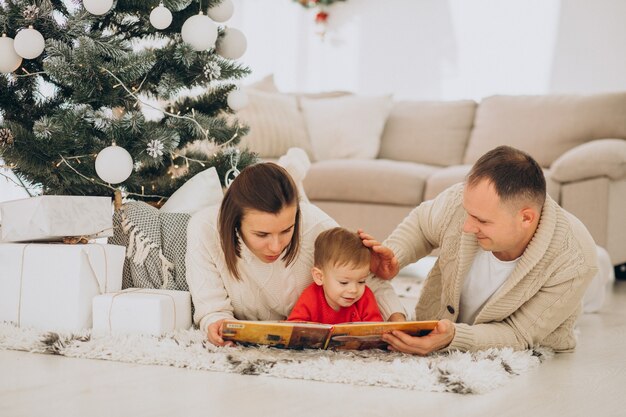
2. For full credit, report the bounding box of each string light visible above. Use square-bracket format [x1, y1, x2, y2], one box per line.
[55, 155, 168, 199]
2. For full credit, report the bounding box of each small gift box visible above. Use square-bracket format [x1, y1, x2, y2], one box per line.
[0, 195, 113, 242]
[0, 243, 125, 332]
[92, 288, 192, 336]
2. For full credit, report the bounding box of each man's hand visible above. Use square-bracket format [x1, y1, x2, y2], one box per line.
[358, 230, 399, 280]
[381, 319, 455, 355]
[387, 312, 407, 322]
[207, 318, 235, 347]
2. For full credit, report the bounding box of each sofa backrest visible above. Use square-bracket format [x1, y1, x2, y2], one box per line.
[463, 92, 626, 167]
[378, 100, 477, 167]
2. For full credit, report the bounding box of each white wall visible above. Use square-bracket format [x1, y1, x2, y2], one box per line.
[230, 0, 626, 100]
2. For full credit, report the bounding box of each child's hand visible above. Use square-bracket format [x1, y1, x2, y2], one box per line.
[387, 312, 407, 322]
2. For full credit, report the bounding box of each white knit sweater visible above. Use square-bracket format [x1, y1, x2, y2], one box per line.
[384, 183, 599, 352]
[186, 203, 406, 332]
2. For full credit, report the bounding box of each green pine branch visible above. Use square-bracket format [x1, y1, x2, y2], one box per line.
[0, 0, 259, 201]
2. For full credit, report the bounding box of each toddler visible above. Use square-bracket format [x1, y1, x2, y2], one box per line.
[287, 227, 383, 324]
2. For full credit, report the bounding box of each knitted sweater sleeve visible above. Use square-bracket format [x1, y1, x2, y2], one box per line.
[185, 207, 235, 333]
[384, 184, 462, 268]
[449, 213, 599, 352]
[450, 262, 597, 352]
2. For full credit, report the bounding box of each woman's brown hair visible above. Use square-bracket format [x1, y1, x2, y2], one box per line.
[218, 163, 301, 280]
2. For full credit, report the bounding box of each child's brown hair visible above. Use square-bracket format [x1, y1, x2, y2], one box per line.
[313, 227, 370, 270]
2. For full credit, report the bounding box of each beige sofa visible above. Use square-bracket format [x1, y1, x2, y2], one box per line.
[237, 81, 626, 266]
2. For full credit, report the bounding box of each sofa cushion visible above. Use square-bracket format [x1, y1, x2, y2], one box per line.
[550, 138, 626, 182]
[379, 100, 476, 167]
[463, 92, 626, 167]
[295, 90, 352, 109]
[303, 159, 438, 206]
[423, 165, 472, 201]
[236, 90, 314, 159]
[300, 95, 393, 161]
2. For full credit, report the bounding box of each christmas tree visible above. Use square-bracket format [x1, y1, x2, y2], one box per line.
[0, 0, 258, 203]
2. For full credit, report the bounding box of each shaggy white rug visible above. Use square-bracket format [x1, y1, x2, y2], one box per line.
[0, 322, 552, 394]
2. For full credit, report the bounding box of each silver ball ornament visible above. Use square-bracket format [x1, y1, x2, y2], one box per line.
[14, 26, 45, 59]
[83, 0, 114, 16]
[227, 89, 248, 111]
[150, 5, 173, 30]
[0, 35, 23, 73]
[216, 27, 247, 60]
[181, 13, 218, 51]
[207, 0, 234, 23]
[95, 144, 134, 184]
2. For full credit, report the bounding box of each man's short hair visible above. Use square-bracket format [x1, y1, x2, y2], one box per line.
[314, 227, 370, 270]
[467, 145, 547, 209]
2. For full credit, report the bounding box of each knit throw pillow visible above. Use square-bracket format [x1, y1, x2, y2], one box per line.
[109, 201, 190, 291]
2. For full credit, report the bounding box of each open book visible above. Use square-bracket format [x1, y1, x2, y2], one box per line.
[221, 320, 439, 350]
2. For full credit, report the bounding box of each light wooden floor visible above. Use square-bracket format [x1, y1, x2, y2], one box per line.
[1, 280, 625, 417]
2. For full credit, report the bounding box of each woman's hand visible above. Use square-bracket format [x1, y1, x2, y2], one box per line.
[358, 230, 399, 280]
[207, 319, 235, 347]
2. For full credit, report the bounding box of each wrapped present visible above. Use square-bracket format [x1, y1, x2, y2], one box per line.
[0, 195, 113, 242]
[0, 243, 125, 332]
[92, 288, 192, 336]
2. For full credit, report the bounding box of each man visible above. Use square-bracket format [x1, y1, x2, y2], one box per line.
[363, 146, 598, 354]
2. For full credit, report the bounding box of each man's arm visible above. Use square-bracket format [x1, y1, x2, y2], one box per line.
[382, 319, 454, 354]
[384, 261, 597, 354]
[449, 264, 596, 352]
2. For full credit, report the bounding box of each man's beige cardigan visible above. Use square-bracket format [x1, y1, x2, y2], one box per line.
[385, 183, 598, 352]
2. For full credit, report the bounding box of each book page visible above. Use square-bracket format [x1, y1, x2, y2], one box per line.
[328, 321, 439, 350]
[221, 320, 332, 349]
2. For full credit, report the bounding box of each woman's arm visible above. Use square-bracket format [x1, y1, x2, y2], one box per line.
[185, 207, 235, 334]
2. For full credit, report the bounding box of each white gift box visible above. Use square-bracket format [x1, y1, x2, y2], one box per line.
[92, 288, 192, 336]
[0, 243, 125, 332]
[0, 195, 113, 242]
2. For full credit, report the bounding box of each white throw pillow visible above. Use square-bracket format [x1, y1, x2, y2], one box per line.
[160, 167, 223, 214]
[300, 95, 393, 160]
[245, 74, 279, 93]
[277, 147, 311, 203]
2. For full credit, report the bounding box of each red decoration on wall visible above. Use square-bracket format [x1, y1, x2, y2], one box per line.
[315, 11, 328, 24]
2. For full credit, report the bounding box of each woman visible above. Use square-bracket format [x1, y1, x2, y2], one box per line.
[186, 163, 405, 346]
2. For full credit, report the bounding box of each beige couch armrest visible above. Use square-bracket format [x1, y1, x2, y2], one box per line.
[550, 139, 626, 182]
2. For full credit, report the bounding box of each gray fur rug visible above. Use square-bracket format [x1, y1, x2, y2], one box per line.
[0, 322, 552, 394]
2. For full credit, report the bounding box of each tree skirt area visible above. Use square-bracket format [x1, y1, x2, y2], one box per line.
[0, 322, 553, 394]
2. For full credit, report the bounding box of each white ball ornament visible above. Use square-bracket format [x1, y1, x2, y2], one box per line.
[83, 0, 114, 16]
[207, 0, 234, 23]
[216, 27, 247, 60]
[227, 89, 248, 111]
[14, 26, 45, 59]
[181, 13, 218, 51]
[150, 5, 173, 30]
[0, 35, 23, 73]
[95, 144, 134, 184]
